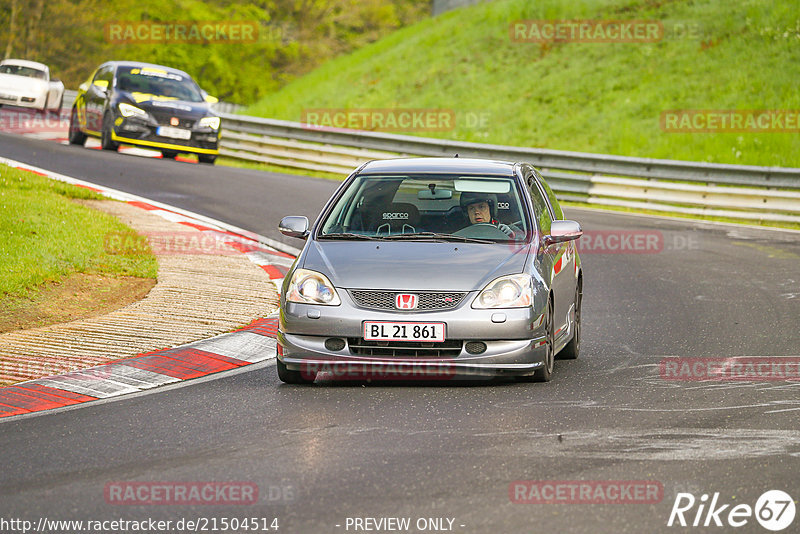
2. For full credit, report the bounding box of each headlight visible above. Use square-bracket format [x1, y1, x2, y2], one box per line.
[287, 269, 341, 306]
[198, 116, 220, 129]
[118, 103, 147, 118]
[472, 274, 532, 309]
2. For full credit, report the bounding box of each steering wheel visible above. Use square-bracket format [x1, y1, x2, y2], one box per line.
[452, 223, 509, 239]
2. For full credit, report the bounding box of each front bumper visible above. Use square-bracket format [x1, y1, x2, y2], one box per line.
[0, 90, 45, 110]
[111, 116, 219, 155]
[277, 294, 548, 378]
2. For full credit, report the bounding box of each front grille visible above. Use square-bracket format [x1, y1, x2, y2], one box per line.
[150, 110, 195, 129]
[348, 338, 463, 358]
[349, 290, 466, 311]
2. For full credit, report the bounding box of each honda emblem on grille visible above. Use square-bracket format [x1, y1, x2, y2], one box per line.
[395, 293, 418, 310]
[170, 117, 179, 126]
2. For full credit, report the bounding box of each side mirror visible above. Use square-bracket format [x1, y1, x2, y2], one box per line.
[544, 220, 582, 245]
[279, 216, 309, 239]
[201, 89, 219, 104]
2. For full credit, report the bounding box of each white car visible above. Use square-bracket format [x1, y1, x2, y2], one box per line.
[0, 59, 65, 113]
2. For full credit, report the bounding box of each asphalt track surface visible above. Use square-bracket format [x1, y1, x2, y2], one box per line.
[1, 131, 799, 533]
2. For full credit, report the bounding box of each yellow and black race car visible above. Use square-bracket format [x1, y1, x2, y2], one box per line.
[68, 61, 220, 164]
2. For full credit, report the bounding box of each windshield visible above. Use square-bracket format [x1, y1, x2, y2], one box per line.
[115, 66, 203, 102]
[319, 174, 530, 242]
[0, 65, 46, 79]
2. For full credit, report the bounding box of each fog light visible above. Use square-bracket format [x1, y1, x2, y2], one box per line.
[465, 341, 487, 354]
[324, 338, 346, 351]
[21, 97, 35, 102]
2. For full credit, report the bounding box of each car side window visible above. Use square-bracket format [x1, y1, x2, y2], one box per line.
[527, 172, 552, 235]
[537, 172, 564, 220]
[92, 66, 114, 90]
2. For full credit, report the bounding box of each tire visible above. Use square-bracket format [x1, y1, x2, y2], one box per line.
[518, 297, 554, 383]
[100, 112, 118, 151]
[68, 107, 87, 145]
[532, 298, 555, 382]
[198, 154, 216, 164]
[558, 278, 582, 360]
[277, 358, 316, 385]
[161, 150, 178, 159]
[49, 94, 64, 119]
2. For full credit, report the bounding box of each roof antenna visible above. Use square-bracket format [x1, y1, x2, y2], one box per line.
[454, 153, 459, 158]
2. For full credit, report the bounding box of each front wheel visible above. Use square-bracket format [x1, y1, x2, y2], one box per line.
[558, 278, 582, 360]
[49, 94, 64, 119]
[198, 154, 216, 164]
[100, 112, 118, 151]
[519, 298, 554, 383]
[277, 358, 316, 385]
[532, 298, 555, 382]
[68, 107, 87, 145]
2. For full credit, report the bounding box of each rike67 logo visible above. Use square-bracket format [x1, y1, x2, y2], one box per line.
[668, 490, 795, 531]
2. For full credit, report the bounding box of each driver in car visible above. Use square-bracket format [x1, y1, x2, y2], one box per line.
[460, 192, 516, 237]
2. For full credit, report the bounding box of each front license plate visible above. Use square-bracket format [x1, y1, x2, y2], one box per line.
[156, 126, 191, 140]
[363, 322, 446, 342]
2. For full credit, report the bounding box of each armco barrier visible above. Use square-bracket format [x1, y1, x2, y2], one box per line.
[217, 112, 800, 223]
[56, 91, 800, 223]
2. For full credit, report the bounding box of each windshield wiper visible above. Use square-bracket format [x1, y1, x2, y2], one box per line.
[379, 232, 495, 244]
[319, 232, 387, 241]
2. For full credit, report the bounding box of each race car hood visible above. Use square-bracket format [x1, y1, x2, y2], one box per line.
[0, 73, 46, 94]
[302, 240, 531, 291]
[118, 91, 210, 118]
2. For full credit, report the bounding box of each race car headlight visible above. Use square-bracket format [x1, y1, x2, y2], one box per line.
[287, 269, 341, 306]
[198, 116, 220, 129]
[472, 274, 532, 309]
[118, 103, 147, 118]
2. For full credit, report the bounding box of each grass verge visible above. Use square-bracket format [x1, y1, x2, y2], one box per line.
[216, 156, 346, 181]
[245, 0, 800, 168]
[0, 164, 158, 329]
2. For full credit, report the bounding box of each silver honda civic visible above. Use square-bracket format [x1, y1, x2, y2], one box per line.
[276, 158, 583, 384]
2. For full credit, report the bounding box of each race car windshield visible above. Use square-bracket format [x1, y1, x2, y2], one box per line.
[0, 65, 46, 79]
[116, 67, 204, 102]
[319, 174, 530, 242]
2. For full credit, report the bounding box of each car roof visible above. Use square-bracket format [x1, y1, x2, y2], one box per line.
[1, 59, 48, 71]
[100, 61, 192, 78]
[358, 158, 518, 176]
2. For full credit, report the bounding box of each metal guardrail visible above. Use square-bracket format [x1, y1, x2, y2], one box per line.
[57, 92, 800, 223]
[63, 89, 77, 110]
[218, 113, 800, 223]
